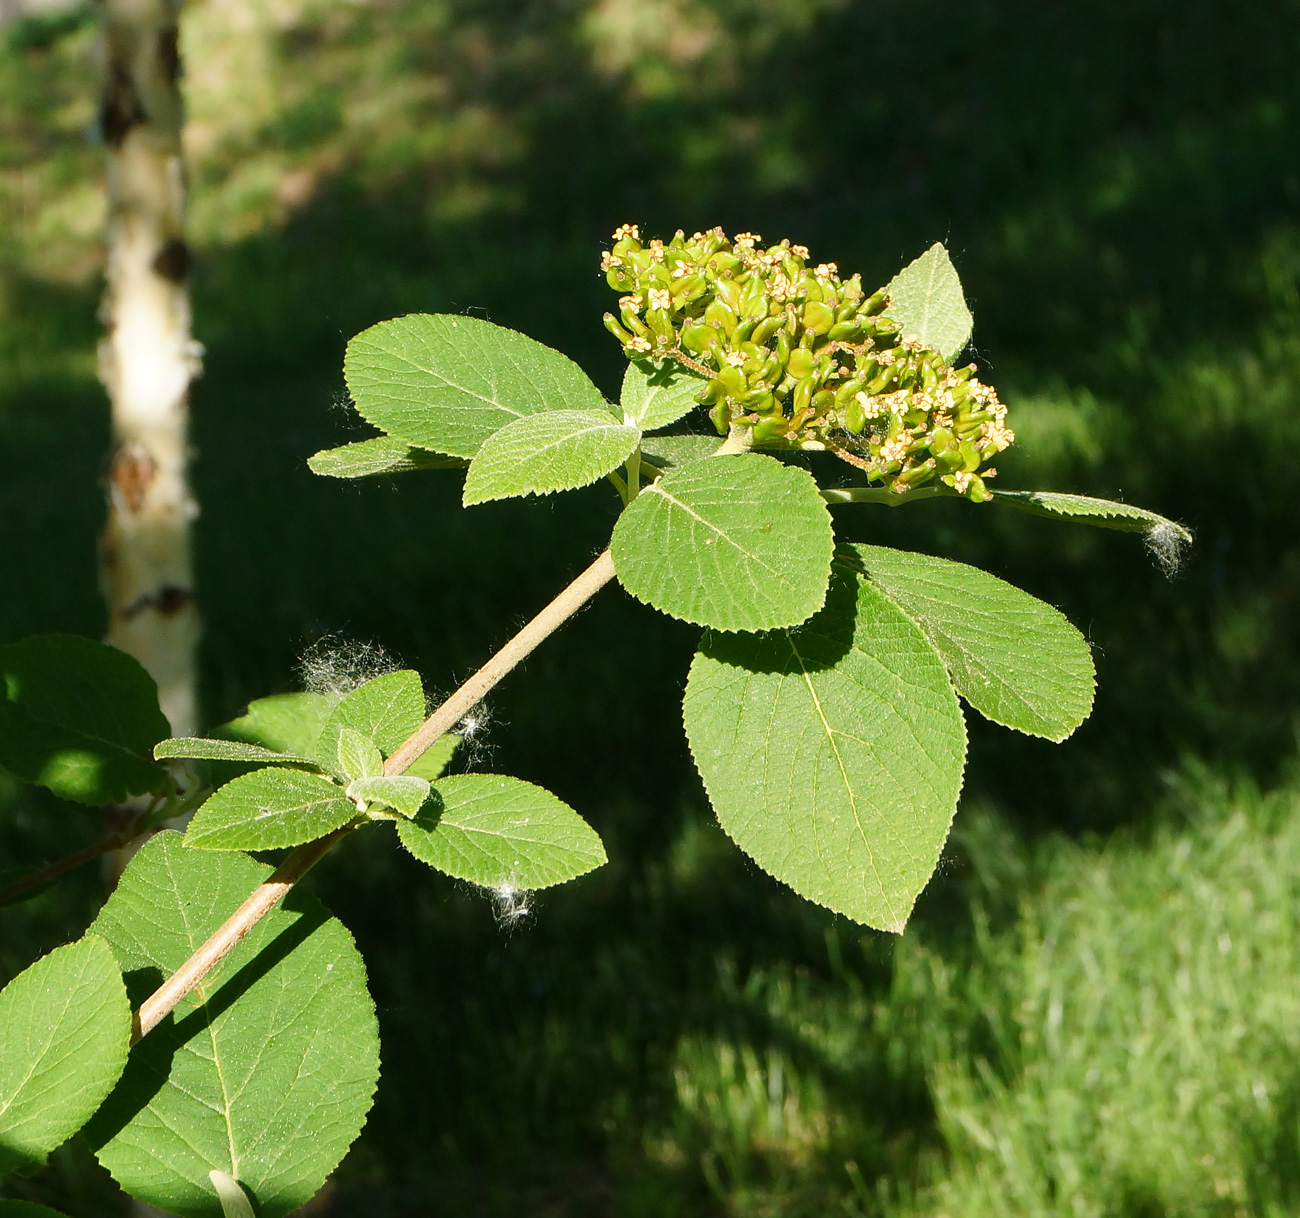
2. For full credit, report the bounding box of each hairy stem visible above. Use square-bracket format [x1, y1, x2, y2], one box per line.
[820, 485, 955, 506]
[129, 547, 619, 1041]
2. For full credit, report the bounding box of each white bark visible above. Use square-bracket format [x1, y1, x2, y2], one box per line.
[98, 0, 200, 739]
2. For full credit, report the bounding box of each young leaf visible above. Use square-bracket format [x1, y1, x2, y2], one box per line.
[683, 564, 966, 933]
[610, 454, 834, 632]
[153, 737, 322, 768]
[307, 435, 467, 479]
[215, 692, 332, 759]
[185, 767, 356, 850]
[848, 544, 1095, 741]
[991, 489, 1193, 558]
[315, 670, 425, 774]
[640, 434, 722, 471]
[620, 358, 706, 431]
[883, 242, 973, 362]
[85, 834, 379, 1218]
[462, 409, 640, 506]
[0, 635, 170, 805]
[335, 726, 383, 782]
[0, 936, 130, 1174]
[209, 1171, 256, 1218]
[397, 774, 606, 890]
[347, 775, 430, 818]
[403, 733, 458, 782]
[344, 314, 608, 459]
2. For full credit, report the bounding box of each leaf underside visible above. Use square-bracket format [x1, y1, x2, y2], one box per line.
[85, 834, 379, 1218]
[344, 314, 608, 458]
[611, 454, 835, 632]
[397, 774, 606, 890]
[0, 635, 170, 805]
[991, 489, 1193, 540]
[683, 564, 967, 932]
[639, 434, 723, 471]
[154, 737, 321, 768]
[882, 242, 973, 362]
[849, 544, 1096, 741]
[0, 936, 130, 1175]
[307, 435, 467, 479]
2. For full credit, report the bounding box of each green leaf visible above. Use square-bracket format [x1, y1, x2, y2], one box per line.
[883, 242, 973, 362]
[154, 737, 322, 769]
[307, 435, 467, 479]
[403, 733, 458, 782]
[209, 1171, 256, 1218]
[185, 768, 355, 851]
[991, 489, 1193, 545]
[397, 775, 606, 890]
[620, 358, 706, 431]
[640, 434, 722, 471]
[848, 544, 1095, 741]
[0, 635, 170, 805]
[611, 454, 834, 632]
[215, 693, 332, 759]
[347, 775, 429, 819]
[463, 409, 640, 506]
[315, 670, 425, 774]
[85, 834, 379, 1218]
[344, 314, 609, 459]
[0, 936, 130, 1174]
[683, 564, 966, 933]
[335, 726, 383, 782]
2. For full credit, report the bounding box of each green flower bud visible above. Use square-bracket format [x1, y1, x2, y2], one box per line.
[751, 315, 784, 346]
[733, 317, 760, 347]
[787, 348, 816, 380]
[718, 365, 747, 398]
[716, 276, 743, 313]
[709, 402, 730, 435]
[958, 441, 981, 472]
[827, 320, 866, 343]
[834, 375, 869, 404]
[603, 313, 634, 344]
[862, 288, 889, 315]
[844, 397, 867, 434]
[792, 374, 816, 415]
[681, 319, 718, 356]
[704, 300, 738, 339]
[811, 388, 836, 416]
[752, 416, 789, 445]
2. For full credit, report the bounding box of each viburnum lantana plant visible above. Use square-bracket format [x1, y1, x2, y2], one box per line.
[0, 230, 1188, 1218]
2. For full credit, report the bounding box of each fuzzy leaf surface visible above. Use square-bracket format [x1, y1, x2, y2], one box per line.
[883, 243, 972, 362]
[344, 314, 608, 458]
[683, 565, 966, 932]
[620, 359, 706, 431]
[154, 738, 321, 769]
[335, 727, 382, 782]
[992, 489, 1193, 540]
[0, 635, 170, 804]
[463, 409, 639, 505]
[347, 775, 430, 818]
[849, 544, 1095, 741]
[215, 693, 332, 760]
[611, 454, 834, 632]
[185, 768, 355, 850]
[85, 834, 379, 1218]
[307, 436, 466, 479]
[315, 670, 425, 773]
[0, 937, 130, 1174]
[403, 734, 458, 781]
[640, 434, 722, 471]
[397, 775, 606, 890]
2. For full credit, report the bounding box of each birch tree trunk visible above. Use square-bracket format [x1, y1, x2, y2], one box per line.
[97, 0, 200, 742]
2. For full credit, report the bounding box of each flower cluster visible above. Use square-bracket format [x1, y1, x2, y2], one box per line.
[601, 225, 1013, 500]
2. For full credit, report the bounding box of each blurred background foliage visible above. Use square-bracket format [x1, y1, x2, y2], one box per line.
[1, 0, 1299, 1213]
